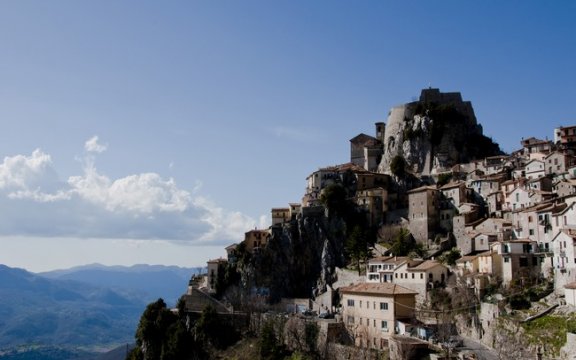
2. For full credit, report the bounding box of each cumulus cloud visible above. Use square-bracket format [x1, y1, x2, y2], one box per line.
[84, 136, 107, 153]
[0, 138, 258, 245]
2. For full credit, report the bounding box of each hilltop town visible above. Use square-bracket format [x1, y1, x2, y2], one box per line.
[130, 89, 576, 360]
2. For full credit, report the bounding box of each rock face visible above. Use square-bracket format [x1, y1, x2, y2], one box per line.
[239, 210, 347, 301]
[378, 88, 502, 176]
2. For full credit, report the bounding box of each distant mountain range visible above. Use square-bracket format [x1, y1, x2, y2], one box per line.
[0, 263, 204, 360]
[39, 263, 204, 306]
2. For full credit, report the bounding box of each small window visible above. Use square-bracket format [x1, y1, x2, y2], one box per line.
[347, 299, 355, 307]
[504, 257, 510, 263]
[381, 320, 388, 332]
[420, 273, 424, 279]
[380, 302, 388, 311]
[412, 273, 415, 279]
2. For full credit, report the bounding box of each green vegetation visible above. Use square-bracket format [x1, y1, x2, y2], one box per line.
[390, 155, 407, 178]
[436, 173, 452, 186]
[387, 228, 425, 257]
[522, 314, 576, 356]
[438, 248, 461, 266]
[345, 225, 373, 275]
[259, 319, 287, 360]
[319, 184, 347, 216]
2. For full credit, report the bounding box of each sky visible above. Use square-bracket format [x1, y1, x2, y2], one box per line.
[0, 1, 574, 272]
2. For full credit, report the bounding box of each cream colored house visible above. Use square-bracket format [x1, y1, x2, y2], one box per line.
[206, 257, 227, 293]
[271, 208, 290, 225]
[524, 159, 546, 180]
[366, 256, 409, 283]
[243, 229, 270, 252]
[545, 151, 575, 176]
[340, 282, 417, 350]
[553, 179, 576, 198]
[393, 260, 449, 303]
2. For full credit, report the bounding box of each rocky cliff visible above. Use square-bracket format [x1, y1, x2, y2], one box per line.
[378, 88, 502, 176]
[238, 209, 348, 301]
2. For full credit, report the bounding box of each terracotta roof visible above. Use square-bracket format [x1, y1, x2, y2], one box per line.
[440, 181, 465, 190]
[477, 250, 493, 257]
[407, 185, 438, 194]
[456, 255, 478, 263]
[406, 260, 445, 271]
[340, 282, 418, 296]
[368, 256, 409, 265]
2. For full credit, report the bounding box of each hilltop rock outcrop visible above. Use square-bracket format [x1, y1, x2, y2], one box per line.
[378, 88, 502, 176]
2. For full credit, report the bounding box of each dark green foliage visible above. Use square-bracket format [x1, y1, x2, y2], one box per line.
[509, 294, 531, 310]
[436, 173, 452, 187]
[194, 305, 239, 350]
[319, 184, 347, 216]
[259, 320, 286, 360]
[132, 298, 206, 360]
[215, 263, 241, 299]
[345, 225, 373, 275]
[390, 155, 406, 177]
[388, 228, 424, 257]
[304, 322, 319, 353]
[440, 248, 461, 266]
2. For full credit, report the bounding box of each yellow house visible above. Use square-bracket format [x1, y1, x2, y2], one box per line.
[340, 282, 417, 350]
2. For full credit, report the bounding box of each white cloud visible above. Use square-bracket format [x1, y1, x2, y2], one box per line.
[84, 136, 107, 153]
[0, 149, 54, 190]
[0, 140, 257, 245]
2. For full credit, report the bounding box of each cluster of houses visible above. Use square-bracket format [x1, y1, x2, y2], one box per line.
[194, 122, 576, 352]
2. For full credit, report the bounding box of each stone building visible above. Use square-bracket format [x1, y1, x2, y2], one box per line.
[350, 130, 383, 172]
[407, 186, 440, 244]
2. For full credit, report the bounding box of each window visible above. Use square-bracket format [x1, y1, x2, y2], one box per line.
[347, 299, 355, 307]
[359, 300, 362, 308]
[412, 273, 415, 279]
[347, 316, 354, 324]
[380, 302, 388, 311]
[420, 273, 424, 279]
[381, 320, 388, 332]
[519, 257, 528, 267]
[529, 229, 534, 236]
[504, 257, 510, 263]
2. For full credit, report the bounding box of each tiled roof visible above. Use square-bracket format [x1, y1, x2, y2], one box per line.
[407, 260, 444, 271]
[340, 282, 418, 296]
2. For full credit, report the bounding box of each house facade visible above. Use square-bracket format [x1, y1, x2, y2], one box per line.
[340, 283, 417, 349]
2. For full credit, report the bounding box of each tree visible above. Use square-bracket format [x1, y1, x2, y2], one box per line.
[194, 305, 239, 350]
[390, 155, 407, 178]
[388, 228, 424, 257]
[439, 247, 461, 266]
[346, 225, 373, 275]
[130, 298, 206, 360]
[259, 319, 286, 360]
[319, 183, 347, 216]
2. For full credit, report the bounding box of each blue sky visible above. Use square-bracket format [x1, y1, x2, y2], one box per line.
[0, 1, 574, 272]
